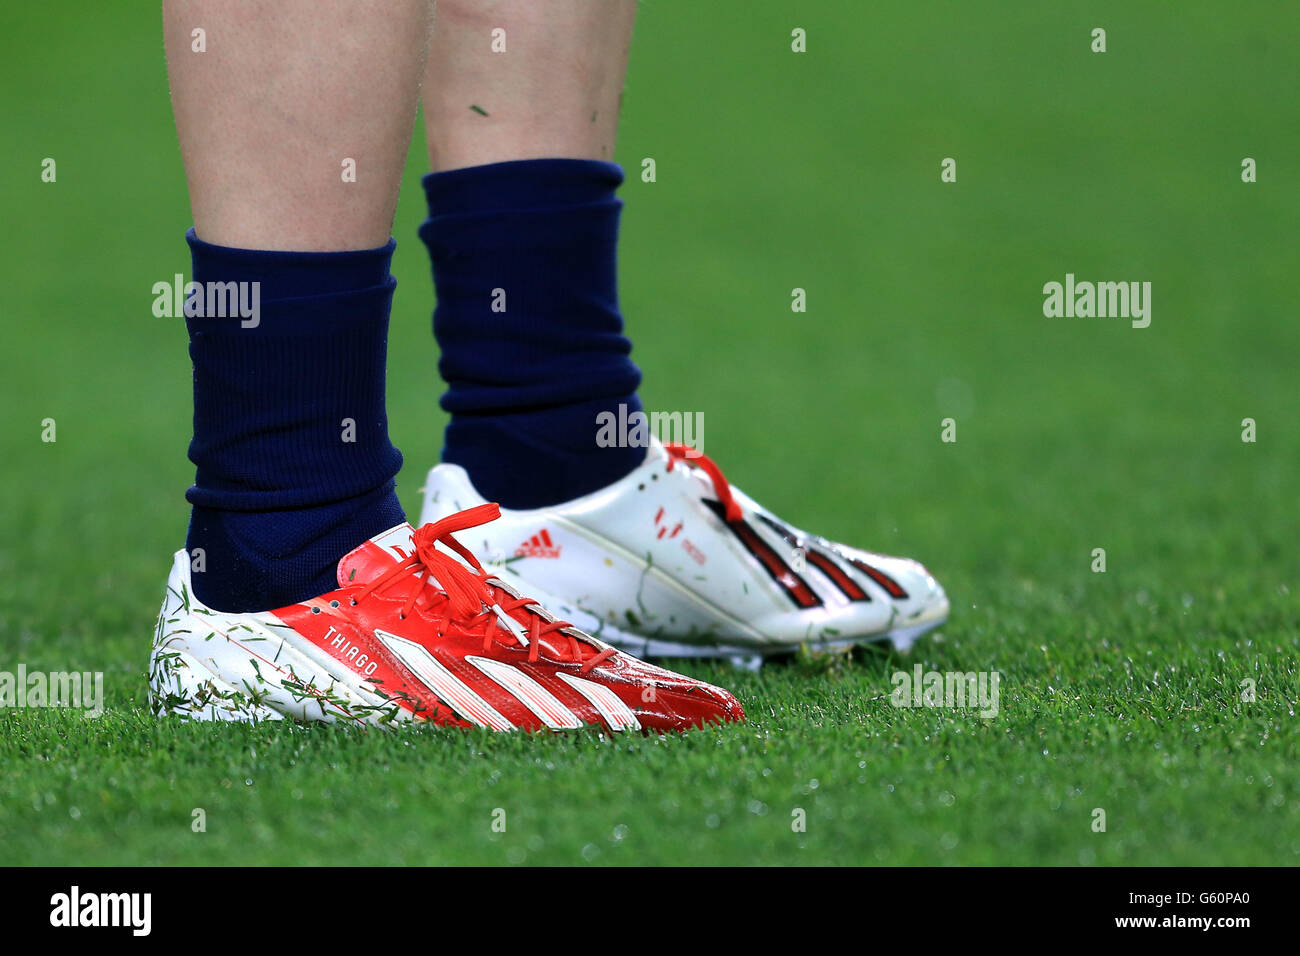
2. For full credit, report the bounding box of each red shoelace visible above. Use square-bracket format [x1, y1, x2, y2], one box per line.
[352, 503, 616, 674]
[664, 443, 743, 522]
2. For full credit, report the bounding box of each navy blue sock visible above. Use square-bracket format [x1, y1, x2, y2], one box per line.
[184, 230, 405, 612]
[419, 159, 646, 509]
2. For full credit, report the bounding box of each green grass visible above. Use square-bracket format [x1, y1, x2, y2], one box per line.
[1, 1, 1297, 865]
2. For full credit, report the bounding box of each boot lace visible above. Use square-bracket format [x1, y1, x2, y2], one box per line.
[351, 503, 616, 674]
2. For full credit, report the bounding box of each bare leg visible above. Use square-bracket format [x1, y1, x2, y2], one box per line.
[423, 0, 636, 172]
[164, 0, 432, 250]
[415, 0, 645, 510]
[161, 0, 431, 613]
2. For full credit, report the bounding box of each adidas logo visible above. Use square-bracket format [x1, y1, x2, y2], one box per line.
[514, 529, 562, 559]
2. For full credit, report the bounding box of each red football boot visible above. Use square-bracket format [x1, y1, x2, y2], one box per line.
[150, 503, 744, 733]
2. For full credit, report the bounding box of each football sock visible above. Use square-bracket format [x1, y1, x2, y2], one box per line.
[183, 230, 405, 612]
[419, 158, 646, 510]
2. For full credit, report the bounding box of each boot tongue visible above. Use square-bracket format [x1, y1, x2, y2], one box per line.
[337, 523, 417, 588]
[335, 521, 534, 644]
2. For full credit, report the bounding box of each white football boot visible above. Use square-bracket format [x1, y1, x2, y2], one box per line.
[419, 439, 948, 668]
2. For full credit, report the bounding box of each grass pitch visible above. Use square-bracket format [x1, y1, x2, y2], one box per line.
[1, 2, 1297, 865]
